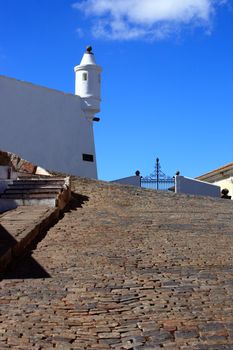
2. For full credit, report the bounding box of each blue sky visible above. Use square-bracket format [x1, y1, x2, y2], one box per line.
[0, 0, 232, 180]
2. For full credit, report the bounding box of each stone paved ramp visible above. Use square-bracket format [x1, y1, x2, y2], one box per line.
[1, 178, 233, 349]
[0, 206, 59, 273]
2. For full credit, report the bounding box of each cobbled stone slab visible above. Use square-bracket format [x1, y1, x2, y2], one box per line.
[0, 177, 233, 349]
[0, 206, 59, 272]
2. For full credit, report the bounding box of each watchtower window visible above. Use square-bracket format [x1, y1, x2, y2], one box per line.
[83, 154, 94, 162]
[82, 73, 88, 81]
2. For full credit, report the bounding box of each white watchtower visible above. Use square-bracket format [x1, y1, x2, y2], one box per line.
[74, 46, 102, 116]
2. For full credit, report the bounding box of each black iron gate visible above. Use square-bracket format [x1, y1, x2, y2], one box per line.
[141, 158, 174, 191]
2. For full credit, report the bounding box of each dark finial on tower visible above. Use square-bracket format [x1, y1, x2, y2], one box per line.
[86, 46, 93, 54]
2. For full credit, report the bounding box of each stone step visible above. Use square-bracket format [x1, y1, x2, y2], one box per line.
[7, 184, 64, 190]
[17, 176, 66, 181]
[0, 198, 57, 211]
[1, 192, 60, 199]
[0, 176, 71, 213]
[4, 188, 61, 194]
[13, 180, 65, 186]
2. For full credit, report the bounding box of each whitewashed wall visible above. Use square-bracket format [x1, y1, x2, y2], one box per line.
[0, 166, 10, 179]
[0, 166, 18, 180]
[0, 76, 97, 178]
[175, 176, 220, 198]
[0, 180, 12, 194]
[213, 178, 233, 199]
[111, 176, 141, 187]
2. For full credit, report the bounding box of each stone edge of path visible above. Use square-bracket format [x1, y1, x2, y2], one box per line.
[0, 207, 60, 274]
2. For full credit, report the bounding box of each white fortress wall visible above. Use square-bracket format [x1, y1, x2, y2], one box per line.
[0, 75, 97, 178]
[213, 178, 233, 199]
[111, 176, 141, 187]
[175, 175, 221, 198]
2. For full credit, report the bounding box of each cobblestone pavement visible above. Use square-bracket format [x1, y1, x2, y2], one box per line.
[1, 177, 233, 349]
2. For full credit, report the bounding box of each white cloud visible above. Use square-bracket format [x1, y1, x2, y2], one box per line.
[73, 0, 227, 40]
[75, 27, 84, 38]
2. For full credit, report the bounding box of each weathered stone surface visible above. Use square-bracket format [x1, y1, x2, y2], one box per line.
[0, 177, 233, 348]
[0, 150, 37, 173]
[0, 206, 59, 272]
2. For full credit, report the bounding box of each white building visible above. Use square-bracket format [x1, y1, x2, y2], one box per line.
[197, 162, 233, 199]
[0, 46, 102, 179]
[175, 175, 221, 198]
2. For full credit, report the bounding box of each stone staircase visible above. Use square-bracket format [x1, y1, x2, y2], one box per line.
[0, 176, 71, 213]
